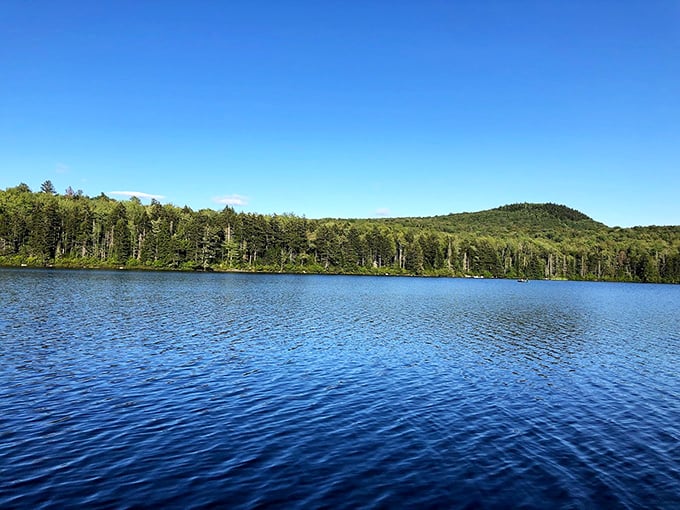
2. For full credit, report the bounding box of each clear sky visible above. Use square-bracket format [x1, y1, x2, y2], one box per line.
[1, 1, 678, 227]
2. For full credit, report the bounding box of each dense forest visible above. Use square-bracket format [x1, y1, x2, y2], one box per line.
[1, 181, 679, 283]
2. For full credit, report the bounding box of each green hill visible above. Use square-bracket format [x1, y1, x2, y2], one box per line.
[376, 202, 606, 237]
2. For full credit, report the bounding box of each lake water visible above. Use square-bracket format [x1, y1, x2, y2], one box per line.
[0, 269, 678, 508]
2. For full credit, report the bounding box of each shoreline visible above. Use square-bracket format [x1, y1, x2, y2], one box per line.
[0, 260, 670, 284]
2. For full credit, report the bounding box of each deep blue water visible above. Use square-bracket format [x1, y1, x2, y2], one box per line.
[0, 269, 678, 509]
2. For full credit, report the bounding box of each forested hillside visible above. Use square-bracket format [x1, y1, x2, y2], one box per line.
[1, 182, 679, 283]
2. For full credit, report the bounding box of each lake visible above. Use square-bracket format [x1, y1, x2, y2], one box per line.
[1, 269, 678, 508]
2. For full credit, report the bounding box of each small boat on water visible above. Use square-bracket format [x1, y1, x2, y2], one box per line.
[517, 278, 529, 283]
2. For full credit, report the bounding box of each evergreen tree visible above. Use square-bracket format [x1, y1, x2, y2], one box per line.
[40, 180, 57, 194]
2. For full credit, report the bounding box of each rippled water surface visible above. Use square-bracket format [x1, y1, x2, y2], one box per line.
[1, 269, 678, 508]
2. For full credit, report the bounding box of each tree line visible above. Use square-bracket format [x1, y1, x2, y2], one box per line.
[1, 182, 679, 283]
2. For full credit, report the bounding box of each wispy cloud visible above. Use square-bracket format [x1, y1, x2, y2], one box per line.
[213, 194, 248, 207]
[375, 208, 391, 217]
[110, 191, 165, 201]
[55, 163, 69, 174]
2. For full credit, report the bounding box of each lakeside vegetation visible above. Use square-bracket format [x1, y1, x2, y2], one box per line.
[1, 181, 679, 283]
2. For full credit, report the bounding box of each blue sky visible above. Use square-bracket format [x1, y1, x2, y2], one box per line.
[1, 1, 678, 227]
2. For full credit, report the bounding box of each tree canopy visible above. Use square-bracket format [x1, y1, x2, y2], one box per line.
[1, 185, 678, 283]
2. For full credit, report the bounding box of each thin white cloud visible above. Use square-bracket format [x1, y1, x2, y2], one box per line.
[375, 208, 391, 217]
[55, 163, 69, 174]
[213, 194, 248, 207]
[110, 191, 165, 200]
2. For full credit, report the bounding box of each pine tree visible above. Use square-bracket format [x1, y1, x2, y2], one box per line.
[40, 180, 56, 194]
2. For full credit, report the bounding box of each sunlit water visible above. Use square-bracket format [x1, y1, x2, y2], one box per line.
[1, 269, 678, 508]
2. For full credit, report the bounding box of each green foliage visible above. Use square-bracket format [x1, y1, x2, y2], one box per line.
[495, 203, 593, 222]
[0, 185, 679, 283]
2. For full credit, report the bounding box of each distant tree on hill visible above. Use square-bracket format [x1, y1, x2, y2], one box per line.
[40, 180, 56, 194]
